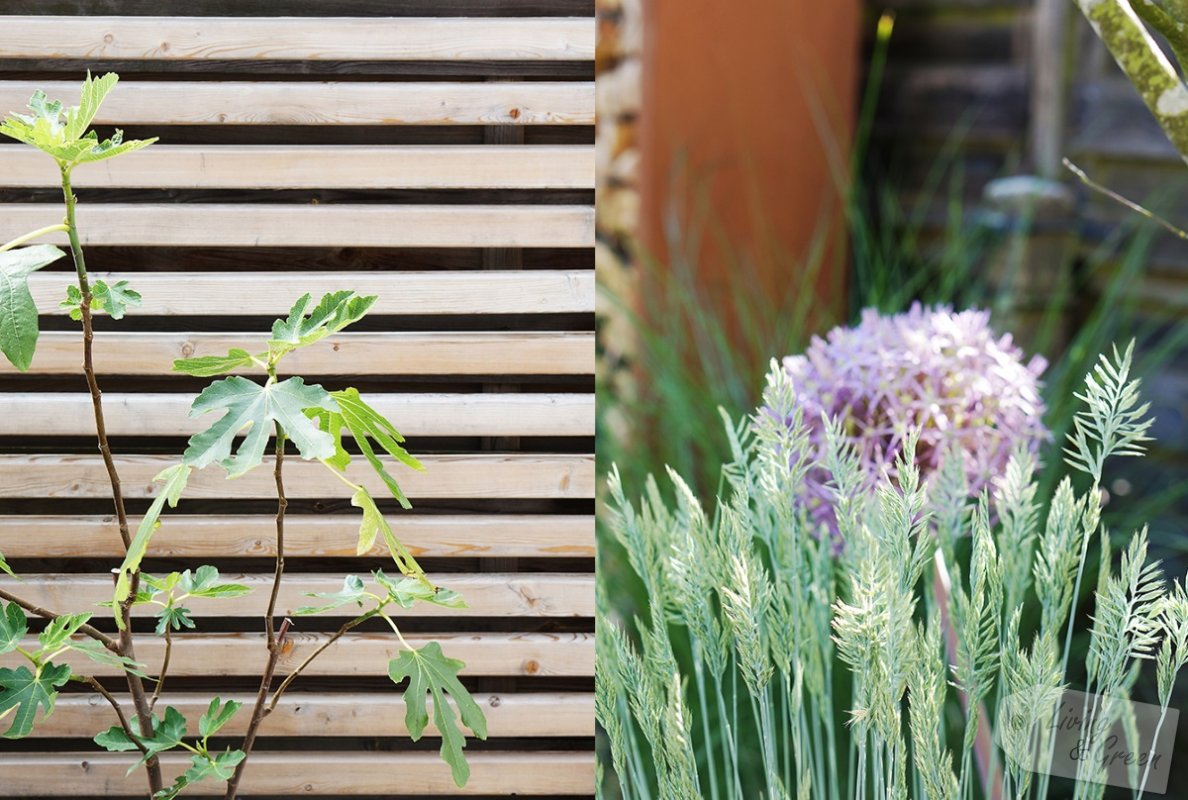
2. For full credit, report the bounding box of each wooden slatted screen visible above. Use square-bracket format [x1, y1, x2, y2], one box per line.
[0, 4, 593, 797]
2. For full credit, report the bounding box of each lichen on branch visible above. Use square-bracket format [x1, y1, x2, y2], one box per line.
[1076, 0, 1188, 160]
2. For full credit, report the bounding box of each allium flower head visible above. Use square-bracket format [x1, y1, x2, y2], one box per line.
[775, 303, 1049, 534]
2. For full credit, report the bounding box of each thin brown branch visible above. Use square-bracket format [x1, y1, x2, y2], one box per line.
[224, 618, 290, 800]
[226, 425, 291, 800]
[72, 675, 149, 759]
[62, 166, 162, 796]
[149, 626, 172, 712]
[265, 423, 287, 651]
[267, 614, 373, 713]
[1064, 158, 1188, 241]
[0, 586, 117, 651]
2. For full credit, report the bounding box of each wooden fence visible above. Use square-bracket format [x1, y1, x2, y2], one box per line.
[0, 3, 593, 797]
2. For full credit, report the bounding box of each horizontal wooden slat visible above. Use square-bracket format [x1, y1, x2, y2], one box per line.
[0, 393, 593, 437]
[0, 16, 595, 61]
[26, 270, 594, 315]
[0, 514, 594, 559]
[1, 331, 593, 375]
[0, 454, 594, 500]
[2, 631, 594, 676]
[0, 751, 594, 795]
[0, 203, 595, 247]
[0, 80, 594, 125]
[4, 573, 594, 618]
[31, 691, 593, 738]
[0, 144, 594, 188]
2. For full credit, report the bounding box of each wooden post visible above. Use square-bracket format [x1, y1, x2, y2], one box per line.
[638, 0, 860, 338]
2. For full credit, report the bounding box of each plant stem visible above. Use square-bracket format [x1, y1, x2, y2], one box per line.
[224, 617, 290, 800]
[0, 222, 69, 254]
[265, 422, 287, 651]
[1136, 705, 1169, 800]
[72, 675, 150, 759]
[61, 165, 161, 796]
[267, 614, 371, 713]
[150, 626, 172, 712]
[226, 424, 290, 800]
[0, 587, 117, 650]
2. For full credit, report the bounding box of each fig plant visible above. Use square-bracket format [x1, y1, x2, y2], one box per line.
[0, 74, 485, 798]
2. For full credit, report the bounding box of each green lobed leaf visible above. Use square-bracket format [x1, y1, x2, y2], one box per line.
[64, 71, 118, 140]
[177, 565, 250, 600]
[172, 348, 258, 378]
[0, 553, 14, 580]
[94, 724, 141, 753]
[294, 575, 367, 616]
[155, 606, 195, 636]
[37, 613, 91, 654]
[0, 245, 66, 371]
[198, 697, 242, 740]
[268, 291, 376, 356]
[71, 640, 146, 677]
[113, 464, 192, 615]
[156, 749, 247, 799]
[0, 73, 155, 167]
[128, 706, 188, 771]
[0, 603, 28, 655]
[182, 376, 337, 477]
[315, 388, 425, 510]
[351, 486, 428, 580]
[374, 570, 466, 611]
[0, 662, 71, 738]
[91, 279, 141, 320]
[388, 641, 488, 787]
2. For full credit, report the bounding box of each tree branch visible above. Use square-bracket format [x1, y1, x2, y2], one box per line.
[224, 618, 290, 800]
[226, 424, 291, 800]
[1075, 0, 1188, 160]
[61, 166, 162, 796]
[149, 626, 172, 713]
[71, 675, 150, 760]
[267, 614, 373, 713]
[0, 586, 117, 651]
[265, 423, 287, 651]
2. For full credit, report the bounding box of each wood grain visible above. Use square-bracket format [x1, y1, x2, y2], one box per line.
[0, 454, 595, 500]
[0, 631, 595, 676]
[28, 691, 594, 738]
[0, 203, 595, 247]
[0, 144, 594, 188]
[1, 331, 594, 376]
[0, 393, 594, 437]
[27, 270, 594, 315]
[0, 751, 595, 795]
[0, 16, 595, 61]
[2, 572, 595, 618]
[0, 514, 594, 559]
[0, 81, 595, 125]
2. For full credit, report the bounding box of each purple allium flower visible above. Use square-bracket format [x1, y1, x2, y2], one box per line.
[776, 303, 1049, 534]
